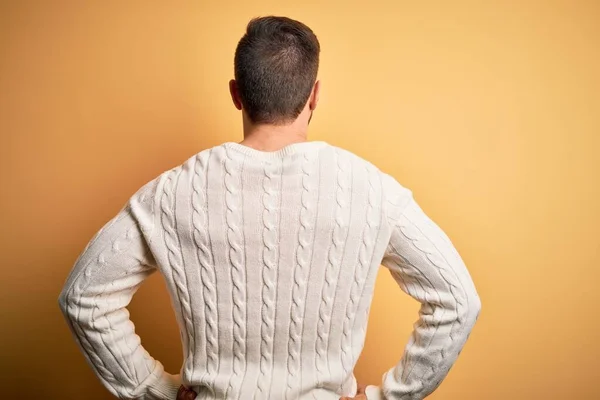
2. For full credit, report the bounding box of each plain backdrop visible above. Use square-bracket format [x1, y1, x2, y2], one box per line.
[1, 1, 599, 399]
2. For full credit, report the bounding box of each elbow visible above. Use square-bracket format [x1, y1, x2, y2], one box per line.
[58, 287, 73, 318]
[58, 291, 67, 315]
[466, 291, 482, 325]
[457, 289, 481, 327]
[470, 292, 482, 321]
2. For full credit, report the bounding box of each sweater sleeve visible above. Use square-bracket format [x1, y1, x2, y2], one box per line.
[366, 175, 481, 400]
[58, 178, 181, 400]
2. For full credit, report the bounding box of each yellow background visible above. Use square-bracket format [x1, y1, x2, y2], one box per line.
[1, 1, 599, 399]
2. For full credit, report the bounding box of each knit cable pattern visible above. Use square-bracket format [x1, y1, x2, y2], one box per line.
[314, 149, 349, 387]
[160, 168, 196, 378]
[387, 255, 439, 391]
[256, 160, 280, 398]
[60, 143, 480, 400]
[285, 152, 317, 398]
[191, 152, 219, 383]
[352, 169, 384, 356]
[340, 164, 378, 391]
[91, 261, 155, 384]
[67, 205, 131, 278]
[224, 148, 247, 398]
[391, 206, 470, 390]
[66, 213, 145, 398]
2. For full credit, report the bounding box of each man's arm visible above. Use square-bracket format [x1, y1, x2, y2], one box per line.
[58, 179, 181, 399]
[367, 176, 481, 400]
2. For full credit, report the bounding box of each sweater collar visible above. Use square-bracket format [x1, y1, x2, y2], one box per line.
[223, 141, 327, 160]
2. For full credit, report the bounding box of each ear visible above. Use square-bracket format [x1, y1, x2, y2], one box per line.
[229, 79, 243, 110]
[309, 80, 320, 111]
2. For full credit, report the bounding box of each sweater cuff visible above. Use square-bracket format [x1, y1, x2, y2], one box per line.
[366, 385, 385, 400]
[148, 372, 181, 399]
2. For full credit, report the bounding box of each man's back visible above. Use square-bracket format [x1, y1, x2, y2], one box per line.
[59, 141, 480, 399]
[59, 16, 480, 400]
[151, 141, 391, 399]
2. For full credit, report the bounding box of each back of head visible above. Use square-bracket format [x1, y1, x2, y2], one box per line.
[234, 16, 320, 125]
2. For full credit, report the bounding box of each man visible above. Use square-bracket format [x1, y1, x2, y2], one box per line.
[59, 16, 481, 400]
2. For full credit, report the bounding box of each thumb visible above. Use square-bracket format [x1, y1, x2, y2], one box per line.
[184, 389, 197, 400]
[356, 384, 367, 395]
[177, 385, 197, 400]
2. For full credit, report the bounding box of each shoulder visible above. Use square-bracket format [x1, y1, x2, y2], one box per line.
[324, 144, 408, 187]
[151, 146, 219, 193]
[127, 147, 216, 228]
[322, 144, 383, 175]
[325, 143, 413, 218]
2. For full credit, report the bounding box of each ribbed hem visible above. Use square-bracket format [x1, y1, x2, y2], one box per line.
[223, 141, 327, 160]
[147, 372, 181, 399]
[366, 385, 385, 400]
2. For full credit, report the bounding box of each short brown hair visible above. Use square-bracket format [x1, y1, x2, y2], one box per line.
[234, 16, 320, 125]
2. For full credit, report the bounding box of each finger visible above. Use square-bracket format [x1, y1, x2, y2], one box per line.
[177, 385, 197, 400]
[356, 384, 367, 395]
[185, 391, 197, 400]
[177, 385, 187, 400]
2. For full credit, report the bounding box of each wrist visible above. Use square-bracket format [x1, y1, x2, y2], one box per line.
[365, 385, 385, 400]
[148, 372, 181, 399]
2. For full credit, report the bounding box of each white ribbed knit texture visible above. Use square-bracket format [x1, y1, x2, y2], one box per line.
[59, 141, 480, 400]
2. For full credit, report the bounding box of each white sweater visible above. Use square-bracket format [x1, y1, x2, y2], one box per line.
[59, 141, 480, 400]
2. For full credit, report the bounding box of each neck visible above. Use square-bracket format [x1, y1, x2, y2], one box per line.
[240, 115, 309, 151]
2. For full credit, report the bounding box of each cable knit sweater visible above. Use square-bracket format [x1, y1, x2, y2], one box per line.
[59, 141, 481, 400]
